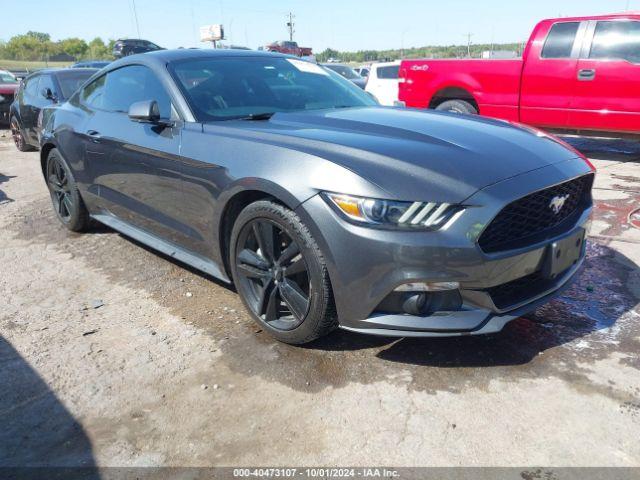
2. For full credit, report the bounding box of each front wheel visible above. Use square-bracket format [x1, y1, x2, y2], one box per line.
[230, 200, 337, 344]
[45, 148, 90, 232]
[435, 99, 478, 115]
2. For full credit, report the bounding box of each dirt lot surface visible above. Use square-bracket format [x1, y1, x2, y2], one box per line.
[0, 130, 639, 468]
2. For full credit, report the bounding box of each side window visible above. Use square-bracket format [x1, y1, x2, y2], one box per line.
[541, 22, 580, 58]
[377, 65, 399, 79]
[38, 74, 56, 98]
[100, 65, 172, 118]
[24, 76, 40, 99]
[590, 21, 640, 63]
[80, 74, 107, 108]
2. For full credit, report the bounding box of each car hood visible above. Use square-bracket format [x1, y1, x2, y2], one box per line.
[205, 107, 582, 203]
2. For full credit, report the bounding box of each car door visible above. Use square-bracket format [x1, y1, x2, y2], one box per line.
[32, 74, 58, 139]
[19, 74, 42, 144]
[568, 19, 640, 134]
[366, 64, 399, 106]
[520, 21, 588, 128]
[80, 65, 192, 247]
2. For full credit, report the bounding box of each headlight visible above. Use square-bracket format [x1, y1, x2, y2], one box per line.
[0, 95, 5, 102]
[323, 193, 463, 230]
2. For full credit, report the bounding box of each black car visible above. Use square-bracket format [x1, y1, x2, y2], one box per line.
[40, 50, 593, 345]
[10, 68, 97, 151]
[71, 60, 111, 69]
[321, 63, 367, 89]
[112, 39, 163, 58]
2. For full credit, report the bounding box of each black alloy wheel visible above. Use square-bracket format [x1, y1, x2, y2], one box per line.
[45, 148, 90, 232]
[230, 200, 337, 344]
[47, 154, 75, 222]
[235, 218, 310, 331]
[11, 117, 30, 152]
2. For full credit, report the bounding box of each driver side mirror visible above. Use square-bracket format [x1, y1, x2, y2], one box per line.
[42, 87, 57, 102]
[128, 100, 174, 127]
[128, 99, 161, 123]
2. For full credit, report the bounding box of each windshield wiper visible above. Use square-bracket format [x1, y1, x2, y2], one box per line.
[239, 112, 277, 121]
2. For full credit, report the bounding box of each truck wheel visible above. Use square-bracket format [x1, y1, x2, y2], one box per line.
[435, 99, 478, 115]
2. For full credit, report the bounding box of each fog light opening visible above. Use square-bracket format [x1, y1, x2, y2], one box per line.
[394, 281, 460, 292]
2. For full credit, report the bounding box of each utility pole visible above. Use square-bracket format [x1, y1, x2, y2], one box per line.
[463, 32, 473, 58]
[287, 12, 295, 41]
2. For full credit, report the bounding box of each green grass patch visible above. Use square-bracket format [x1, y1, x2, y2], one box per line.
[0, 59, 73, 70]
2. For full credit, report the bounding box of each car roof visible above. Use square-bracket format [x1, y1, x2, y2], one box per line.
[109, 48, 287, 68]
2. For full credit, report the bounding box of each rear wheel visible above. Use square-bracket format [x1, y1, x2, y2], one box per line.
[45, 148, 90, 232]
[435, 99, 478, 115]
[230, 200, 337, 344]
[10, 117, 33, 152]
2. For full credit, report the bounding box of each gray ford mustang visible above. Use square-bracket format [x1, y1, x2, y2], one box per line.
[40, 49, 594, 344]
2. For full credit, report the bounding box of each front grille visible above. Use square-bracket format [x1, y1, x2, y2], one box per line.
[485, 269, 564, 310]
[478, 174, 593, 253]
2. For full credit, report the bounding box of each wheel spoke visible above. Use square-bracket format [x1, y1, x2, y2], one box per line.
[57, 193, 65, 215]
[256, 280, 275, 316]
[278, 242, 300, 265]
[62, 195, 74, 217]
[253, 221, 276, 262]
[279, 279, 309, 320]
[48, 175, 62, 190]
[284, 257, 307, 277]
[236, 263, 270, 281]
[237, 248, 270, 270]
[263, 286, 279, 322]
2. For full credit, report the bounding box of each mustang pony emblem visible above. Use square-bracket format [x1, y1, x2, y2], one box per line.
[549, 194, 570, 214]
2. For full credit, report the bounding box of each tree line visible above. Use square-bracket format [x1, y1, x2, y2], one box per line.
[315, 42, 523, 63]
[0, 30, 523, 63]
[0, 31, 114, 61]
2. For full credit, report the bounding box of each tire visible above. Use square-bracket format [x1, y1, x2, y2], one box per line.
[10, 117, 34, 152]
[435, 99, 478, 115]
[45, 148, 90, 232]
[230, 200, 337, 344]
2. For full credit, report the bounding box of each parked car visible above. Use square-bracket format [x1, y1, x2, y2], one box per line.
[354, 66, 370, 78]
[112, 39, 163, 58]
[321, 63, 366, 89]
[365, 61, 400, 106]
[264, 40, 312, 57]
[71, 60, 111, 69]
[399, 13, 640, 136]
[0, 70, 19, 125]
[40, 49, 594, 344]
[10, 68, 97, 151]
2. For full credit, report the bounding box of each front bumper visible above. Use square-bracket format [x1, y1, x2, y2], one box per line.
[295, 157, 593, 337]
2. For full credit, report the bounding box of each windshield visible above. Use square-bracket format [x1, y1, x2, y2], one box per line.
[57, 71, 96, 99]
[169, 56, 376, 121]
[324, 64, 359, 79]
[0, 72, 18, 84]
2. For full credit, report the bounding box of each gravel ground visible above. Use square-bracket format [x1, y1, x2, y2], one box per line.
[0, 130, 639, 468]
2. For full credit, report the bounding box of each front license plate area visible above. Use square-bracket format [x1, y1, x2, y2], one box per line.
[542, 229, 585, 279]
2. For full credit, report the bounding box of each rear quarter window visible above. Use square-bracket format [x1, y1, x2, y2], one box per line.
[376, 65, 399, 79]
[541, 22, 580, 58]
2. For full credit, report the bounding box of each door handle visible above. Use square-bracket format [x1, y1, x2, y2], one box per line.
[577, 69, 596, 81]
[86, 130, 102, 143]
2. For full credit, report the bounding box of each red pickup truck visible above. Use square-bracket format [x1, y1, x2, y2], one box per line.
[265, 40, 313, 57]
[399, 13, 640, 136]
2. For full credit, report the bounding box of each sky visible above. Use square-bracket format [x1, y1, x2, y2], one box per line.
[2, 0, 638, 52]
